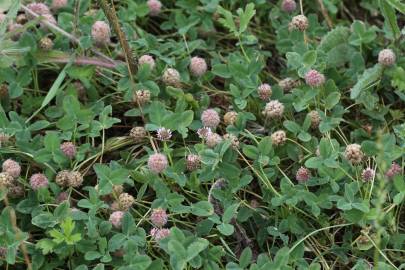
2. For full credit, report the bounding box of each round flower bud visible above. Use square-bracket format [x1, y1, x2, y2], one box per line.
[257, 83, 272, 101]
[39, 37, 54, 50]
[262, 100, 284, 119]
[308, 110, 321, 128]
[223, 111, 238, 126]
[133, 89, 151, 106]
[109, 211, 125, 229]
[16, 14, 28, 25]
[378, 49, 396, 66]
[8, 185, 24, 198]
[205, 133, 222, 148]
[112, 185, 124, 196]
[30, 173, 49, 190]
[26, 3, 51, 19]
[290, 15, 309, 31]
[305, 69, 325, 87]
[129, 126, 147, 142]
[186, 154, 201, 171]
[279, 77, 298, 92]
[271, 130, 287, 146]
[148, 153, 168, 174]
[296, 167, 310, 182]
[344, 144, 364, 165]
[201, 109, 220, 128]
[60, 141, 76, 159]
[189, 56, 208, 77]
[223, 133, 239, 149]
[157, 127, 172, 141]
[197, 127, 212, 139]
[282, 0, 297, 13]
[118, 193, 135, 210]
[147, 0, 162, 16]
[8, 23, 23, 41]
[67, 171, 83, 187]
[138, 55, 156, 70]
[162, 68, 181, 87]
[150, 228, 170, 241]
[361, 168, 375, 182]
[2, 159, 21, 178]
[91, 21, 110, 45]
[385, 162, 402, 179]
[55, 170, 70, 187]
[150, 208, 168, 227]
[51, 0, 68, 10]
[0, 172, 14, 187]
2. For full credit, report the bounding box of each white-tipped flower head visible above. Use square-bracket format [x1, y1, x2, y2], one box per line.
[201, 109, 220, 128]
[189, 56, 208, 77]
[290, 15, 308, 31]
[138, 55, 156, 70]
[133, 89, 151, 106]
[197, 127, 212, 139]
[296, 167, 310, 182]
[257, 83, 272, 101]
[378, 49, 396, 66]
[109, 211, 125, 229]
[30, 173, 49, 190]
[60, 141, 76, 159]
[147, 0, 162, 16]
[91, 21, 110, 45]
[223, 111, 238, 126]
[150, 208, 168, 227]
[157, 127, 172, 141]
[305, 69, 325, 87]
[271, 130, 287, 146]
[263, 100, 284, 119]
[282, 0, 297, 13]
[344, 144, 364, 165]
[148, 153, 168, 174]
[51, 0, 68, 10]
[55, 170, 70, 187]
[361, 168, 375, 182]
[205, 133, 222, 148]
[162, 68, 181, 87]
[186, 154, 201, 171]
[2, 159, 21, 178]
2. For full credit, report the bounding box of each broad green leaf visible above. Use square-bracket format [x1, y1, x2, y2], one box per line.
[350, 64, 383, 99]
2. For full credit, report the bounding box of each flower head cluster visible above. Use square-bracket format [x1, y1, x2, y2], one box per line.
[133, 89, 151, 106]
[139, 55, 156, 70]
[60, 141, 76, 159]
[118, 193, 135, 211]
[190, 56, 208, 77]
[51, 0, 68, 10]
[378, 49, 396, 66]
[55, 170, 83, 187]
[296, 167, 310, 182]
[281, 0, 297, 13]
[197, 127, 212, 139]
[344, 144, 364, 165]
[205, 133, 222, 148]
[186, 154, 201, 171]
[130, 126, 147, 142]
[147, 0, 162, 16]
[361, 168, 375, 182]
[162, 68, 181, 87]
[150, 228, 170, 241]
[223, 111, 238, 126]
[157, 127, 172, 141]
[91, 21, 110, 45]
[257, 83, 272, 101]
[305, 70, 325, 87]
[201, 109, 220, 128]
[271, 130, 287, 146]
[263, 100, 284, 118]
[2, 159, 21, 178]
[290, 15, 309, 31]
[385, 162, 402, 179]
[30, 173, 49, 190]
[150, 208, 168, 227]
[148, 153, 168, 174]
[109, 211, 125, 229]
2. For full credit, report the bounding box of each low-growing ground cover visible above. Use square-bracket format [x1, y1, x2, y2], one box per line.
[0, 0, 404, 269]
